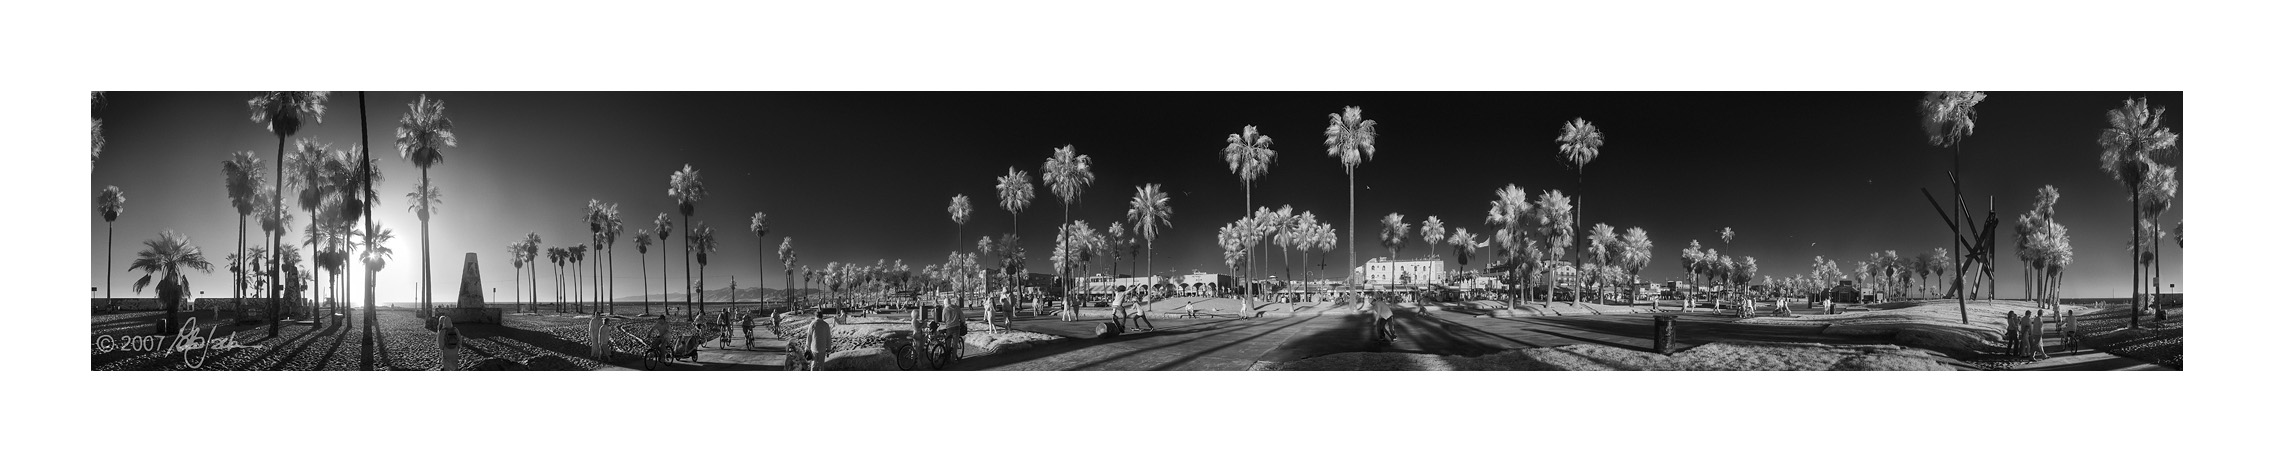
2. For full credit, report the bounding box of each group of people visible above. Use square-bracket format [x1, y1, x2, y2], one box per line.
[2005, 309, 2078, 359]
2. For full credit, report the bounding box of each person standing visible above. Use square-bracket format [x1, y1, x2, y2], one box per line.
[2003, 311, 2021, 357]
[806, 310, 833, 371]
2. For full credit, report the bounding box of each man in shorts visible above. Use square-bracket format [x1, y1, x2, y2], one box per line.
[1372, 292, 1397, 342]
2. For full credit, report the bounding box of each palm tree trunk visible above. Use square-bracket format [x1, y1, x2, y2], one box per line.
[2129, 186, 2140, 329]
[608, 248, 616, 316]
[105, 222, 114, 310]
[420, 169, 433, 318]
[1346, 167, 1356, 301]
[271, 134, 284, 338]
[641, 252, 650, 316]
[236, 215, 246, 318]
[683, 212, 692, 319]
[2150, 219, 2163, 321]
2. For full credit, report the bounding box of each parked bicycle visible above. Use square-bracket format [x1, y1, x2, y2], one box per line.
[885, 320, 960, 370]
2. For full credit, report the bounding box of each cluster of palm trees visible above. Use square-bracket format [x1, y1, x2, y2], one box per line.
[2013, 186, 2077, 310]
[2097, 97, 2182, 327]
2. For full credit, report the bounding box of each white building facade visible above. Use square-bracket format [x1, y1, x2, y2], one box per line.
[1351, 257, 1446, 289]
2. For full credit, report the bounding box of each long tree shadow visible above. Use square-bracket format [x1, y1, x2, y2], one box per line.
[1255, 311, 1376, 365]
[1385, 313, 1544, 355]
[1056, 316, 1285, 370]
[360, 306, 376, 370]
[951, 316, 1267, 371]
[1141, 314, 1317, 370]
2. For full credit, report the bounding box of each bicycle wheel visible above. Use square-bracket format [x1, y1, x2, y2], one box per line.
[934, 339, 960, 369]
[893, 343, 917, 371]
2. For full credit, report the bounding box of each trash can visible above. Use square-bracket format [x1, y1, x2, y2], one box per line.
[1653, 315, 1679, 355]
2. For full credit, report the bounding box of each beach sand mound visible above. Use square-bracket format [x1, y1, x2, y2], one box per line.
[1265, 342, 1952, 371]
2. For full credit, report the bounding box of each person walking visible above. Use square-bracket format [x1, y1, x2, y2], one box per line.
[1372, 291, 1397, 343]
[806, 310, 833, 371]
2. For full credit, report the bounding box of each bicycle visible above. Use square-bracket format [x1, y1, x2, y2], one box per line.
[887, 320, 961, 370]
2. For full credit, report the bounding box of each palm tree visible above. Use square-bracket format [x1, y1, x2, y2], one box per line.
[1679, 241, 1705, 310]
[1447, 228, 1477, 283]
[1272, 205, 1296, 286]
[522, 233, 541, 313]
[1534, 191, 1575, 306]
[2098, 97, 2179, 328]
[1919, 91, 1986, 323]
[570, 244, 588, 313]
[2141, 163, 2177, 321]
[1220, 125, 1275, 305]
[1487, 185, 1530, 308]
[546, 247, 564, 311]
[506, 242, 524, 312]
[363, 224, 396, 311]
[779, 236, 798, 312]
[385, 95, 454, 318]
[1557, 117, 1605, 260]
[1325, 107, 1379, 293]
[222, 151, 265, 313]
[668, 164, 707, 319]
[405, 180, 441, 307]
[1217, 222, 1250, 295]
[747, 211, 770, 313]
[633, 230, 653, 315]
[248, 91, 327, 336]
[1618, 227, 1654, 304]
[690, 223, 717, 318]
[1587, 223, 1616, 303]
[653, 213, 673, 316]
[1126, 183, 1173, 314]
[98, 186, 125, 308]
[130, 230, 214, 334]
[1420, 216, 1446, 282]
[948, 194, 971, 254]
[603, 203, 623, 315]
[91, 92, 105, 166]
[1379, 212, 1409, 289]
[1041, 145, 1094, 316]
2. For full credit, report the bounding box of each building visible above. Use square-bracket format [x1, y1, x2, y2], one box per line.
[1351, 257, 1446, 289]
[1176, 273, 1236, 295]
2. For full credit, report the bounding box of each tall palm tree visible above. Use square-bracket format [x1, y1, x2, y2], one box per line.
[1919, 91, 1986, 323]
[1105, 221, 1127, 279]
[1217, 222, 1250, 295]
[1324, 106, 1378, 292]
[222, 151, 265, 313]
[392, 94, 454, 317]
[131, 230, 215, 334]
[1420, 216, 1445, 285]
[285, 139, 332, 317]
[522, 233, 541, 313]
[949, 195, 971, 256]
[546, 247, 565, 311]
[98, 186, 125, 308]
[1557, 117, 1605, 259]
[1222, 125, 1276, 306]
[2141, 162, 2177, 321]
[1619, 227, 1653, 304]
[570, 244, 587, 313]
[653, 213, 673, 315]
[248, 91, 327, 336]
[1041, 145, 1093, 316]
[1126, 183, 1172, 314]
[690, 224, 717, 317]
[779, 236, 797, 312]
[748, 211, 770, 313]
[506, 242, 524, 312]
[634, 230, 653, 315]
[2098, 97, 2178, 328]
[1273, 205, 1296, 286]
[1679, 241, 1704, 310]
[586, 200, 606, 313]
[603, 203, 623, 314]
[668, 164, 707, 319]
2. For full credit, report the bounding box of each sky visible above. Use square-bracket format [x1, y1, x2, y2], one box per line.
[88, 91, 2182, 304]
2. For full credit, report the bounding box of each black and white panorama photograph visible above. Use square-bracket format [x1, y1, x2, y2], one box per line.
[86, 91, 2184, 372]
[28, 2, 2269, 464]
